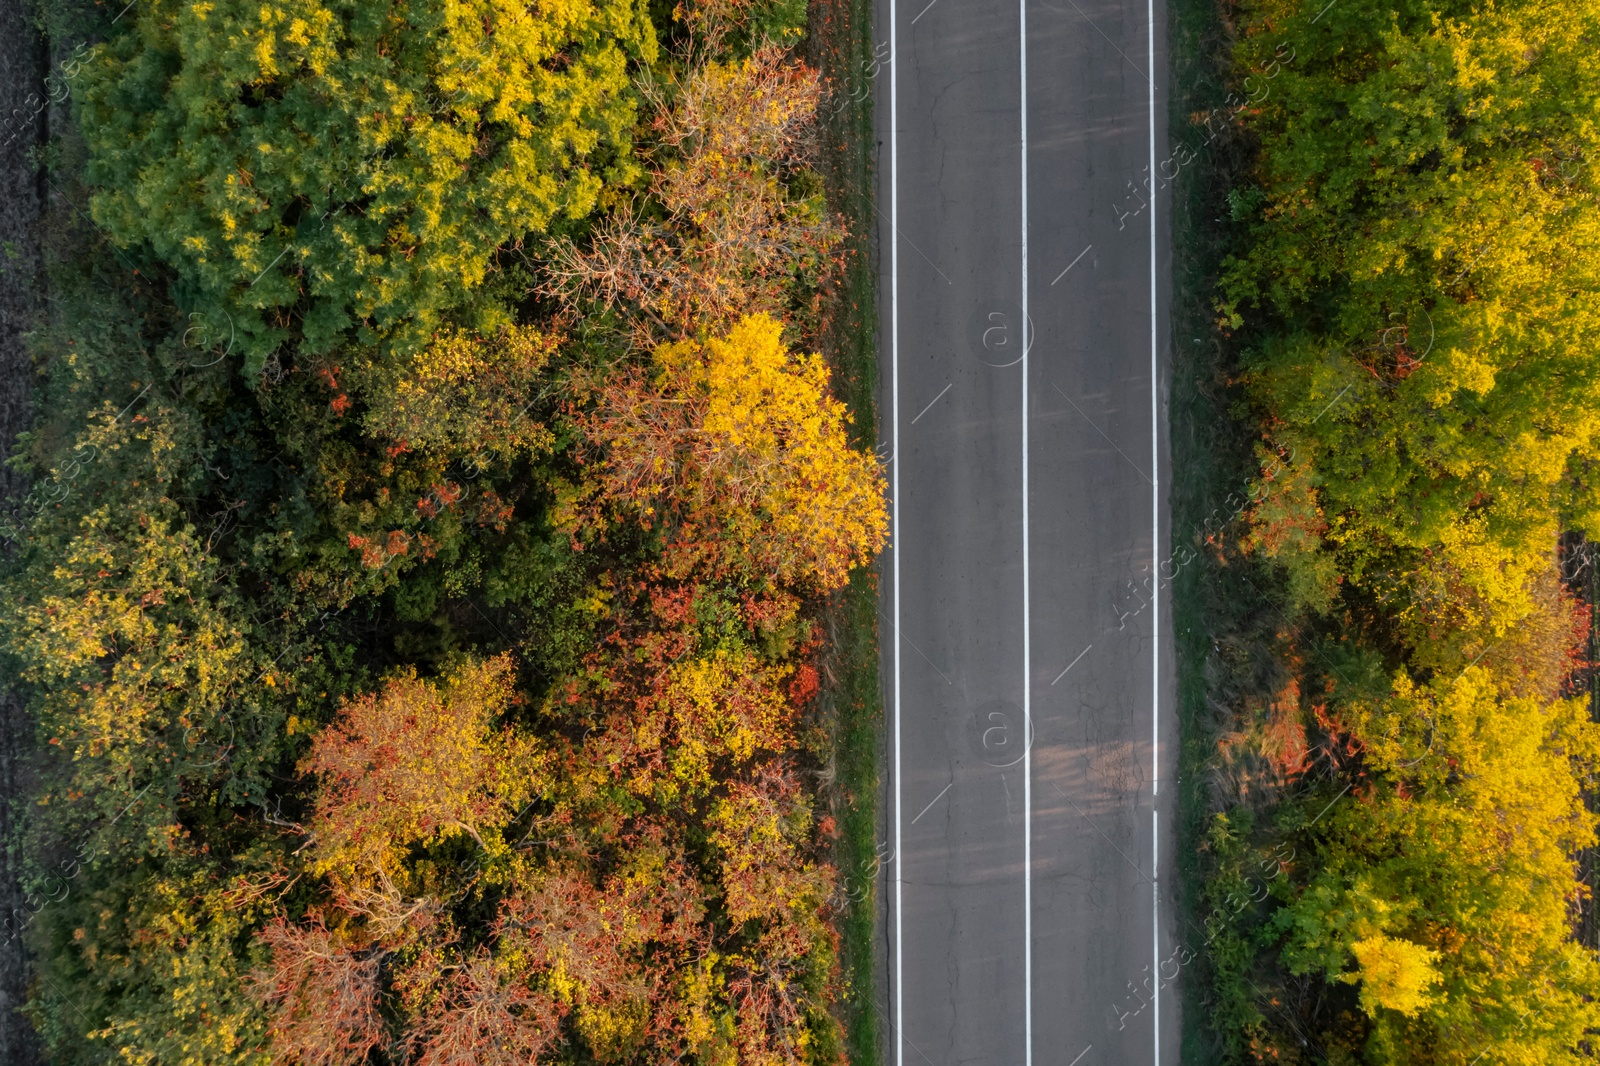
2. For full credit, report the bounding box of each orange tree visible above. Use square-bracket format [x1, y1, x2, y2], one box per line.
[253, 315, 885, 1064]
[7, 0, 868, 1056]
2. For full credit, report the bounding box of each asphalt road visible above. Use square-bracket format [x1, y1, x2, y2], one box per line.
[875, 0, 1177, 1060]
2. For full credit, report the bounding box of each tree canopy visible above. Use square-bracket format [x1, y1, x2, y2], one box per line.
[7, 0, 864, 1057]
[1224, 0, 1600, 644]
[1190, 0, 1600, 1059]
[78, 0, 658, 369]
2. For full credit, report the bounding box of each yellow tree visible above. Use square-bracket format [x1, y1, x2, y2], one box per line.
[571, 312, 887, 591]
[1223, 0, 1600, 657]
[1277, 668, 1600, 1062]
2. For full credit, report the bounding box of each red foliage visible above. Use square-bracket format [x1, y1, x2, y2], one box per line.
[345, 529, 415, 569]
[472, 488, 515, 531]
[557, 575, 799, 801]
[1313, 700, 1367, 772]
[495, 845, 707, 1059]
[787, 663, 818, 706]
[316, 365, 351, 416]
[742, 589, 800, 630]
[405, 951, 564, 1066]
[251, 917, 386, 1066]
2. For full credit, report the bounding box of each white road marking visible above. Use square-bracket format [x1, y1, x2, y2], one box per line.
[1147, 0, 1161, 1053]
[910, 382, 953, 424]
[910, 0, 940, 23]
[1069, 1045, 1093, 1066]
[1050, 643, 1092, 685]
[1051, 243, 1093, 285]
[889, 0, 904, 1058]
[1020, 0, 1034, 1056]
[910, 782, 954, 825]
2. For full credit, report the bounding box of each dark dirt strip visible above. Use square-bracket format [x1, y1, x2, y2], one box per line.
[0, 0, 45, 1060]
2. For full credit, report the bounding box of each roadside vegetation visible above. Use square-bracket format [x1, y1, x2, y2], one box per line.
[1, 0, 886, 1061]
[801, 0, 885, 1056]
[1173, 0, 1600, 1060]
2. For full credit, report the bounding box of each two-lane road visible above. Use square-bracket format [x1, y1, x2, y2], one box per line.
[877, 0, 1177, 1059]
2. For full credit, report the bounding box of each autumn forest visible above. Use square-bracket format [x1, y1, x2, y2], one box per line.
[2, 0, 1600, 1060]
[1176, 0, 1600, 1059]
[1, 0, 887, 1060]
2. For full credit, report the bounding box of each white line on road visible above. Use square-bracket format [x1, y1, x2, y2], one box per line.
[1050, 644, 1092, 685]
[910, 782, 953, 825]
[1069, 1045, 1093, 1066]
[1019, 0, 1034, 1056]
[1051, 244, 1093, 285]
[910, 382, 952, 425]
[889, 0, 904, 1059]
[1147, 0, 1162, 1051]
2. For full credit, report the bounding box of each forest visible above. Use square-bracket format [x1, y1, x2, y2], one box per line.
[0, 0, 886, 1062]
[1179, 0, 1600, 1060]
[9, 0, 1600, 1058]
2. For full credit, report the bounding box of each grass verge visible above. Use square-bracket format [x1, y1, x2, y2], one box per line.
[806, 0, 883, 1060]
[1164, 0, 1288, 1060]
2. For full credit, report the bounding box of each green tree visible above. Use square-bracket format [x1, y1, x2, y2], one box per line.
[569, 313, 887, 592]
[1276, 668, 1600, 1063]
[1223, 0, 1600, 646]
[77, 0, 657, 370]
